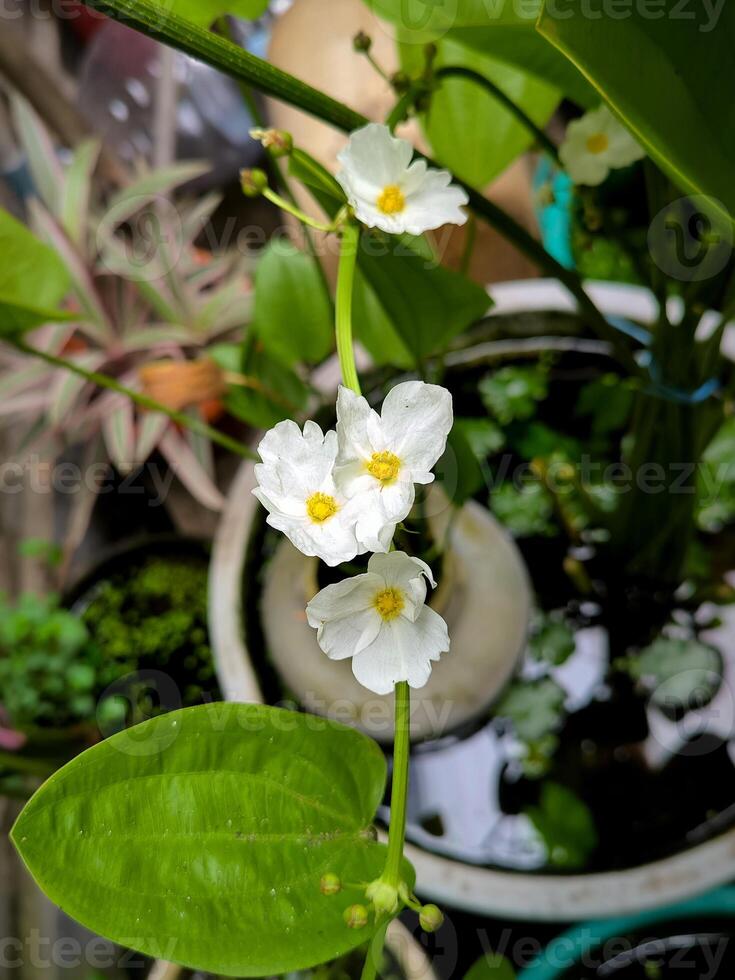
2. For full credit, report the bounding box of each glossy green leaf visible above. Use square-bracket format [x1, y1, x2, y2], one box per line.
[12, 703, 401, 977]
[0, 208, 73, 335]
[357, 234, 490, 362]
[211, 340, 310, 429]
[400, 37, 559, 188]
[165, 0, 268, 27]
[365, 0, 595, 106]
[352, 270, 414, 369]
[537, 1, 735, 227]
[253, 240, 333, 366]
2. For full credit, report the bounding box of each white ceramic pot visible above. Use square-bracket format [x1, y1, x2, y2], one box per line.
[209, 279, 735, 921]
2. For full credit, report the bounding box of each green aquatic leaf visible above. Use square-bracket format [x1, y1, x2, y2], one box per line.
[12, 703, 404, 977]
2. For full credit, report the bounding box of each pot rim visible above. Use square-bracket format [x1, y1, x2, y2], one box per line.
[208, 278, 735, 921]
[517, 885, 735, 979]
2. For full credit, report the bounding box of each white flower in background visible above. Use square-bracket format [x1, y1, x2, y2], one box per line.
[253, 420, 362, 567]
[559, 105, 645, 187]
[306, 552, 449, 694]
[335, 123, 468, 235]
[334, 381, 453, 553]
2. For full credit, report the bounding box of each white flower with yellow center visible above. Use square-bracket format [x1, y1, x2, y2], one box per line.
[334, 381, 453, 553]
[252, 419, 362, 567]
[335, 123, 469, 235]
[559, 105, 645, 187]
[306, 551, 449, 694]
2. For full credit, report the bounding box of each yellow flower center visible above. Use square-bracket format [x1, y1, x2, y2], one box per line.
[586, 133, 609, 155]
[373, 587, 405, 621]
[376, 184, 406, 215]
[306, 492, 339, 524]
[366, 451, 401, 484]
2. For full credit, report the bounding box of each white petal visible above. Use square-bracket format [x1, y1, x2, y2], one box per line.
[335, 385, 379, 465]
[351, 606, 449, 695]
[336, 123, 414, 190]
[306, 573, 384, 659]
[401, 170, 469, 235]
[380, 381, 453, 472]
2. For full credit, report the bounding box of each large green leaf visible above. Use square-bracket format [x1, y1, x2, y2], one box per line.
[357, 234, 490, 362]
[0, 208, 73, 335]
[402, 38, 559, 188]
[537, 1, 735, 227]
[365, 0, 595, 106]
[167, 0, 268, 27]
[253, 240, 333, 366]
[12, 703, 400, 977]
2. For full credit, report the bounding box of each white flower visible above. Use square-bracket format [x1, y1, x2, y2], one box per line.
[252, 419, 362, 567]
[334, 381, 453, 552]
[306, 551, 449, 694]
[335, 123, 468, 235]
[559, 105, 645, 187]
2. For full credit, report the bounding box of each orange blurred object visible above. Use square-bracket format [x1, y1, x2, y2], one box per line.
[138, 359, 226, 414]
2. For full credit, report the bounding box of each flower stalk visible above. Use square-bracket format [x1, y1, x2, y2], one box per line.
[384, 681, 411, 887]
[336, 222, 362, 396]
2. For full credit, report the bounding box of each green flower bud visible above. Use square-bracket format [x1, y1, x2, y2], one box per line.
[353, 31, 372, 53]
[240, 168, 268, 197]
[320, 873, 342, 896]
[419, 904, 444, 933]
[366, 879, 400, 916]
[391, 71, 411, 94]
[249, 128, 293, 158]
[343, 904, 369, 929]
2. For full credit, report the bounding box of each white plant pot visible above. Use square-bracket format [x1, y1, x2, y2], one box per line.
[209, 279, 735, 921]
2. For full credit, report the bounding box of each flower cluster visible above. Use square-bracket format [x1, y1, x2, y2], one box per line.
[253, 381, 453, 694]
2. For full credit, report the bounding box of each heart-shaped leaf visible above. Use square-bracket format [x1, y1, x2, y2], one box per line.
[12, 703, 400, 977]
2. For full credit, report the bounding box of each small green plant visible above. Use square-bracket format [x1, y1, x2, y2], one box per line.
[0, 592, 104, 730]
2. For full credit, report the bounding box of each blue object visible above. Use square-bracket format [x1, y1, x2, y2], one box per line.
[533, 156, 575, 271]
[518, 886, 735, 980]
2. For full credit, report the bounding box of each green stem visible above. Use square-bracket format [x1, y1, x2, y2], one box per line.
[384, 681, 410, 886]
[78, 0, 633, 371]
[336, 222, 361, 395]
[10, 339, 256, 460]
[360, 920, 389, 980]
[262, 187, 340, 233]
[435, 66, 561, 166]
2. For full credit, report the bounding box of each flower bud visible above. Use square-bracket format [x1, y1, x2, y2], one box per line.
[353, 31, 372, 53]
[249, 127, 293, 158]
[366, 879, 400, 916]
[320, 873, 342, 896]
[343, 904, 369, 929]
[240, 168, 268, 197]
[391, 71, 411, 94]
[419, 904, 444, 933]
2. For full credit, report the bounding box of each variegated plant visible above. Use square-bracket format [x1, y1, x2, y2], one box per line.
[0, 97, 254, 512]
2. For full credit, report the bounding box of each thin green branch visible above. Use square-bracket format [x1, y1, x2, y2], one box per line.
[10, 338, 256, 460]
